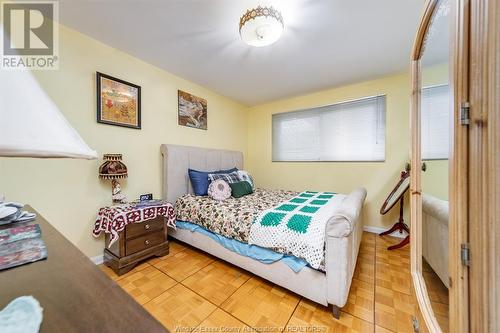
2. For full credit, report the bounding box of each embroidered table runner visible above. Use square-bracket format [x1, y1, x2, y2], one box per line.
[249, 191, 346, 269]
[93, 201, 176, 247]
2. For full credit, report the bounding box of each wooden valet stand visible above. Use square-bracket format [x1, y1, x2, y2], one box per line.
[379, 169, 410, 250]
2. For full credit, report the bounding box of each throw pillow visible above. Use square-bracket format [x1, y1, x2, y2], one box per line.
[229, 181, 254, 198]
[208, 171, 240, 184]
[208, 179, 232, 201]
[188, 167, 238, 196]
[237, 170, 255, 189]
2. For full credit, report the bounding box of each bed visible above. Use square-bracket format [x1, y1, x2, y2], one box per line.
[161, 144, 366, 318]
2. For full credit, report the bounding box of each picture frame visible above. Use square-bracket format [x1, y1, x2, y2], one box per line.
[178, 90, 207, 130]
[96, 72, 141, 129]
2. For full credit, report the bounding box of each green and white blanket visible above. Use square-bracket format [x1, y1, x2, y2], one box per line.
[249, 191, 346, 269]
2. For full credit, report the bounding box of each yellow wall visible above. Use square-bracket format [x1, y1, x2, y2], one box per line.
[246, 72, 412, 230]
[422, 160, 448, 200]
[0, 25, 248, 258]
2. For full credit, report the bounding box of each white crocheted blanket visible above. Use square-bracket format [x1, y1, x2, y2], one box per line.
[249, 191, 346, 269]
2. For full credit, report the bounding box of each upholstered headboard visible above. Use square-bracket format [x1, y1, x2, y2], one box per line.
[160, 144, 244, 203]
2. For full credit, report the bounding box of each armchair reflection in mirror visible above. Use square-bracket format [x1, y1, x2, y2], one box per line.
[379, 169, 410, 250]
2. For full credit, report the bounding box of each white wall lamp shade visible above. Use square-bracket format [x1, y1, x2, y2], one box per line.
[239, 6, 284, 47]
[0, 27, 97, 159]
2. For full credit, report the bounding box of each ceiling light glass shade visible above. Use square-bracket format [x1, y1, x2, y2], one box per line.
[0, 26, 97, 159]
[239, 6, 284, 47]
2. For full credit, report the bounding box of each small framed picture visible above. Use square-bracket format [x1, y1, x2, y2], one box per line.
[178, 90, 207, 130]
[96, 72, 141, 129]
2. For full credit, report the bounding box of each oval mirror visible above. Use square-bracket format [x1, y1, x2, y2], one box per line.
[380, 172, 410, 215]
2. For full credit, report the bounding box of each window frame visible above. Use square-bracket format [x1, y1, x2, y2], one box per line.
[271, 94, 387, 163]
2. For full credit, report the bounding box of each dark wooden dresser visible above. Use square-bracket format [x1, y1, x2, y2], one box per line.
[104, 215, 169, 275]
[0, 206, 168, 333]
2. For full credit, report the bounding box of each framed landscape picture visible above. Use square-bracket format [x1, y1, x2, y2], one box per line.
[96, 72, 141, 129]
[178, 90, 207, 130]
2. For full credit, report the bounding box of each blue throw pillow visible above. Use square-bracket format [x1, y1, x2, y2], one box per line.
[188, 167, 238, 196]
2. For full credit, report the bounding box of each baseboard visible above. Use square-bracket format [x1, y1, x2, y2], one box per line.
[90, 254, 104, 265]
[363, 225, 408, 239]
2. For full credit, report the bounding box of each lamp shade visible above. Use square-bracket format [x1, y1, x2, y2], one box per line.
[0, 25, 97, 159]
[99, 154, 128, 180]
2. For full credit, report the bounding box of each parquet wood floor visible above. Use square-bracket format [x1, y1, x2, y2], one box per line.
[117, 265, 177, 305]
[200, 308, 254, 331]
[183, 261, 251, 306]
[152, 247, 214, 282]
[99, 232, 444, 332]
[220, 276, 300, 330]
[144, 283, 217, 330]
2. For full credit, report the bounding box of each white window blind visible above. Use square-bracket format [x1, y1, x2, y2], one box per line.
[421, 85, 451, 160]
[272, 95, 386, 162]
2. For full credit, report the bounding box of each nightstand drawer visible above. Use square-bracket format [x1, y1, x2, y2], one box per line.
[126, 218, 164, 239]
[125, 231, 164, 256]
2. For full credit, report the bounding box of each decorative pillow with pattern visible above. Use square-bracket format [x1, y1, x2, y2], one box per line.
[207, 179, 232, 201]
[208, 171, 240, 184]
[188, 167, 238, 196]
[237, 170, 255, 189]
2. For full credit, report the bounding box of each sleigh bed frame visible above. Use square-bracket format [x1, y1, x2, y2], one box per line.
[160, 144, 366, 318]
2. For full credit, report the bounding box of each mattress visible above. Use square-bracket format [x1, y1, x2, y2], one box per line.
[175, 188, 297, 243]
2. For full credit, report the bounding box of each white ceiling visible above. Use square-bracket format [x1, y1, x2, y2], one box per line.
[58, 0, 425, 105]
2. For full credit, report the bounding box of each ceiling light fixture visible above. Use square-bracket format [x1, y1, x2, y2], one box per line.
[239, 6, 284, 47]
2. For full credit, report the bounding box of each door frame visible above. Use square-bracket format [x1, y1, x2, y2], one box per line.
[467, 1, 500, 332]
[448, 0, 470, 332]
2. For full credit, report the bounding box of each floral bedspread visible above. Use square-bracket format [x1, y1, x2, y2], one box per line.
[175, 188, 297, 243]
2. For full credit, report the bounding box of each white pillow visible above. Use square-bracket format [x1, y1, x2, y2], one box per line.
[237, 170, 255, 189]
[208, 179, 232, 201]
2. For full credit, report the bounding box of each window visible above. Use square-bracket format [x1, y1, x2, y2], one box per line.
[272, 95, 386, 162]
[421, 85, 451, 160]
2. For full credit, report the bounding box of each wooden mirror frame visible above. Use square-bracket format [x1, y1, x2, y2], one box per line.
[380, 171, 410, 215]
[412, 0, 500, 331]
[410, 0, 455, 333]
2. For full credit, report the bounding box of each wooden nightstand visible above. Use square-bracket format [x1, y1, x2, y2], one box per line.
[104, 216, 169, 275]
